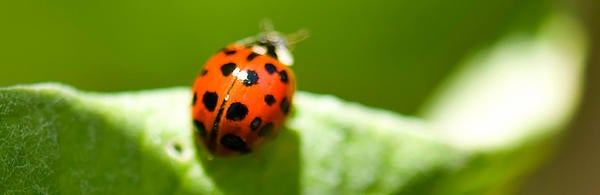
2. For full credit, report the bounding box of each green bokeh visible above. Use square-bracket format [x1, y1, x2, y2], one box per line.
[0, 0, 551, 113]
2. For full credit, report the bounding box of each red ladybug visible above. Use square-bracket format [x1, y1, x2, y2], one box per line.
[191, 24, 305, 157]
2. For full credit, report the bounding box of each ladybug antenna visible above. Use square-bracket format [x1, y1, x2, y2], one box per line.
[259, 19, 308, 49]
[285, 28, 309, 50]
[259, 19, 275, 33]
[235, 20, 306, 66]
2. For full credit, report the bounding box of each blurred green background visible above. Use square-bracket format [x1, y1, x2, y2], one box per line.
[0, 0, 598, 194]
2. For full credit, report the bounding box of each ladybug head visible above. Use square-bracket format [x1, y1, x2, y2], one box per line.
[236, 20, 308, 66]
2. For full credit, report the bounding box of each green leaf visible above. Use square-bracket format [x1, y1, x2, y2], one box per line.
[0, 14, 586, 194]
[0, 84, 461, 194]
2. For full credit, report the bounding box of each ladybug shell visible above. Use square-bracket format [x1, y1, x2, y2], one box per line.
[192, 44, 295, 156]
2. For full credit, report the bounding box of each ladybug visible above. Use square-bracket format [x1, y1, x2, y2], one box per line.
[191, 24, 305, 157]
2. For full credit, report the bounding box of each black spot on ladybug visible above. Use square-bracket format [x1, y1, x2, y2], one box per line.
[192, 92, 197, 105]
[280, 97, 290, 115]
[266, 44, 278, 59]
[264, 94, 276, 106]
[258, 123, 274, 137]
[200, 69, 208, 76]
[250, 117, 262, 131]
[242, 70, 259, 86]
[221, 63, 237, 76]
[247, 52, 260, 61]
[223, 48, 237, 55]
[226, 102, 248, 121]
[220, 134, 250, 153]
[203, 92, 218, 112]
[193, 120, 207, 137]
[265, 63, 277, 74]
[279, 70, 289, 83]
